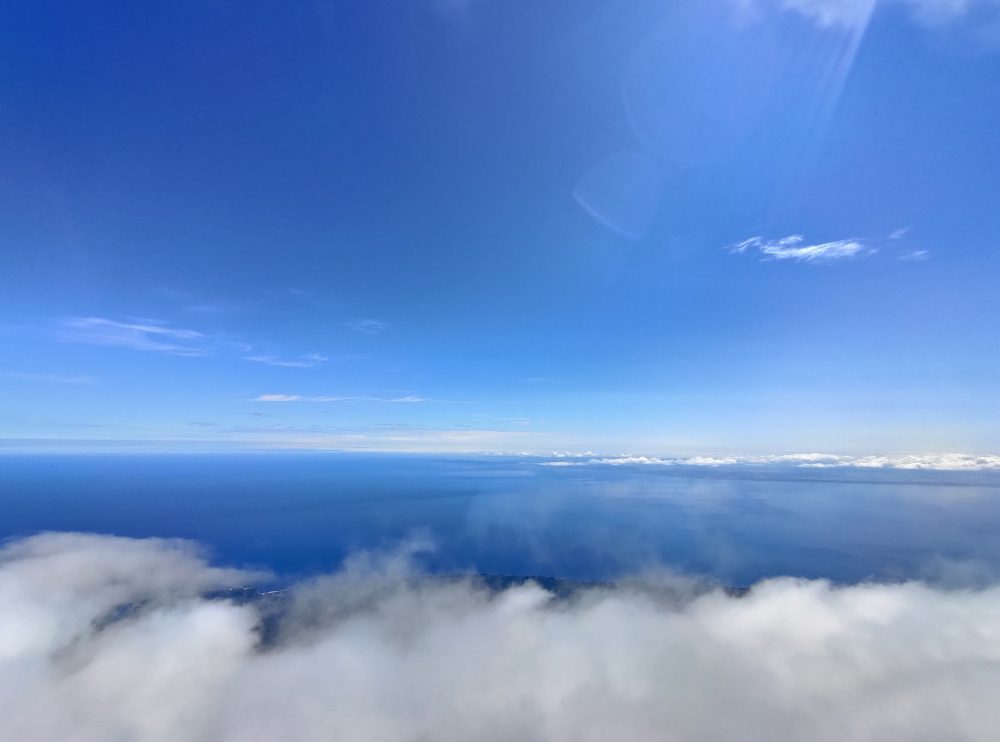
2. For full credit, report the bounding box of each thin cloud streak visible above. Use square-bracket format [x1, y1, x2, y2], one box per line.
[0, 371, 96, 384]
[755, 0, 998, 29]
[253, 394, 458, 404]
[730, 234, 868, 262]
[56, 316, 326, 367]
[345, 318, 387, 334]
[59, 317, 207, 357]
[775, 0, 878, 28]
[244, 353, 328, 368]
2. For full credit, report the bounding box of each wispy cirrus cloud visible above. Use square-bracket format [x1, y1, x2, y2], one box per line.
[254, 394, 352, 402]
[886, 226, 931, 260]
[58, 317, 207, 357]
[773, 0, 878, 28]
[345, 318, 387, 335]
[0, 371, 96, 384]
[244, 353, 328, 368]
[751, 0, 998, 29]
[253, 393, 442, 403]
[729, 234, 868, 262]
[56, 316, 327, 367]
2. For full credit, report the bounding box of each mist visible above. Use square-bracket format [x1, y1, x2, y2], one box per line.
[2, 532, 999, 741]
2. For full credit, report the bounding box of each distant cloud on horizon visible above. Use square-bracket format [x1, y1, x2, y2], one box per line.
[541, 451, 1000, 471]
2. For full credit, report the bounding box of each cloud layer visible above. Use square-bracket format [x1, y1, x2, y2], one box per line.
[3, 532, 1000, 741]
[543, 452, 1000, 470]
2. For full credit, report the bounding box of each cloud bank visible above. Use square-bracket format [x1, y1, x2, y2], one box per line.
[3, 532, 1000, 741]
[543, 452, 1000, 470]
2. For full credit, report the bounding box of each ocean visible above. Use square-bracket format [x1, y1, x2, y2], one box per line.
[3, 452, 999, 586]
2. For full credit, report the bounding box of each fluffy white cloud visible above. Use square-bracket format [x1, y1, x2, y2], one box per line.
[2, 533, 1000, 741]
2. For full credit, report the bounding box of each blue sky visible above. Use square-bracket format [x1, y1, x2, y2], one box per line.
[2, 0, 999, 455]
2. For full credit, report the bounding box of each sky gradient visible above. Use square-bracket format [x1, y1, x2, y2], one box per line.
[2, 0, 999, 455]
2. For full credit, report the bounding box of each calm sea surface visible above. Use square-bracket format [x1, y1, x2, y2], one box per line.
[3, 453, 1000, 586]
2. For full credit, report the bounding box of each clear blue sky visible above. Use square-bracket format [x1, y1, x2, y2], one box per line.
[2, 0, 998, 455]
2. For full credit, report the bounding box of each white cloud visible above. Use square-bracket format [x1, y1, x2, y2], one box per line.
[253, 393, 449, 404]
[3, 532, 1000, 741]
[899, 248, 931, 261]
[755, 0, 997, 28]
[56, 315, 332, 369]
[893, 0, 985, 25]
[889, 226, 911, 239]
[0, 371, 95, 384]
[812, 452, 1000, 469]
[244, 353, 328, 368]
[778, 0, 879, 28]
[345, 318, 387, 334]
[730, 234, 868, 262]
[59, 317, 207, 357]
[543, 452, 1000, 471]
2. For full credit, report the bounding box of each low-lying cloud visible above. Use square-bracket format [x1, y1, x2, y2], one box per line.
[543, 452, 1000, 470]
[3, 532, 1000, 741]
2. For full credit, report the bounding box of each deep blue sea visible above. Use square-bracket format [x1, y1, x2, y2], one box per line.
[3, 453, 1000, 586]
